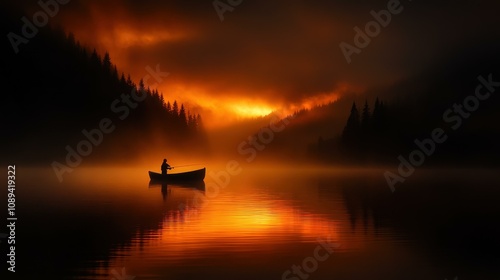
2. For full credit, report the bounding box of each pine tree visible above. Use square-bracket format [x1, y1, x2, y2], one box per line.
[372, 98, 381, 127]
[90, 48, 101, 67]
[126, 74, 134, 87]
[345, 102, 360, 131]
[120, 73, 127, 85]
[179, 104, 188, 126]
[342, 102, 361, 144]
[139, 78, 145, 91]
[172, 101, 179, 117]
[159, 93, 165, 107]
[166, 101, 172, 115]
[103, 52, 112, 74]
[361, 100, 371, 132]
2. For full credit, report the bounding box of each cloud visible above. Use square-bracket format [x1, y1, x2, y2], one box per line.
[16, 0, 500, 123]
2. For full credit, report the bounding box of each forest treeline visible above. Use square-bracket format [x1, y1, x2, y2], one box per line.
[308, 98, 398, 163]
[222, 44, 500, 166]
[308, 52, 500, 165]
[1, 13, 208, 163]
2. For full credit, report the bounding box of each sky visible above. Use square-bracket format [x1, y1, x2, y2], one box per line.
[14, 0, 500, 126]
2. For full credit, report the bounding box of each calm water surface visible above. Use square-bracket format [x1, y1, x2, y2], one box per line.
[7, 166, 500, 279]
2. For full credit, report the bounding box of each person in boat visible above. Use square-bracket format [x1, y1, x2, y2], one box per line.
[161, 159, 172, 175]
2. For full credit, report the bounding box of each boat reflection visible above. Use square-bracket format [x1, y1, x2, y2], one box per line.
[148, 180, 206, 200]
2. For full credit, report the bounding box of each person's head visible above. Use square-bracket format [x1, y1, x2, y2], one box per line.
[163, 159, 167, 163]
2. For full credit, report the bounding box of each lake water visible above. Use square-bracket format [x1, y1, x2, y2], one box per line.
[5, 165, 500, 279]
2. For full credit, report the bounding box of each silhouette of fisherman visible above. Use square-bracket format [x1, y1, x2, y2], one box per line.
[161, 159, 172, 175]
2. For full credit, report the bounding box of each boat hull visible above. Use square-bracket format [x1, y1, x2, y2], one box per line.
[148, 168, 205, 182]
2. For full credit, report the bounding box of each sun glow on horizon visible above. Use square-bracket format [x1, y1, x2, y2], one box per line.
[152, 83, 361, 128]
[229, 103, 275, 118]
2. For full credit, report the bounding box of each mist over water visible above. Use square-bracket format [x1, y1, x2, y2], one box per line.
[6, 164, 500, 279]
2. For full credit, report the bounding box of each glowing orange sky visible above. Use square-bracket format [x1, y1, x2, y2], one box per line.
[59, 17, 351, 126]
[46, 0, 500, 127]
[50, 1, 370, 127]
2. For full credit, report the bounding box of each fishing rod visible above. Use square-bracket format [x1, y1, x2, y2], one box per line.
[171, 163, 203, 168]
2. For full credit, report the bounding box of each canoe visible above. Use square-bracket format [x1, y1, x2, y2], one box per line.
[148, 168, 206, 182]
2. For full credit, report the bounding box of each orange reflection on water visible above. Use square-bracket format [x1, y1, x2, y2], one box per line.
[74, 167, 387, 278]
[147, 192, 342, 257]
